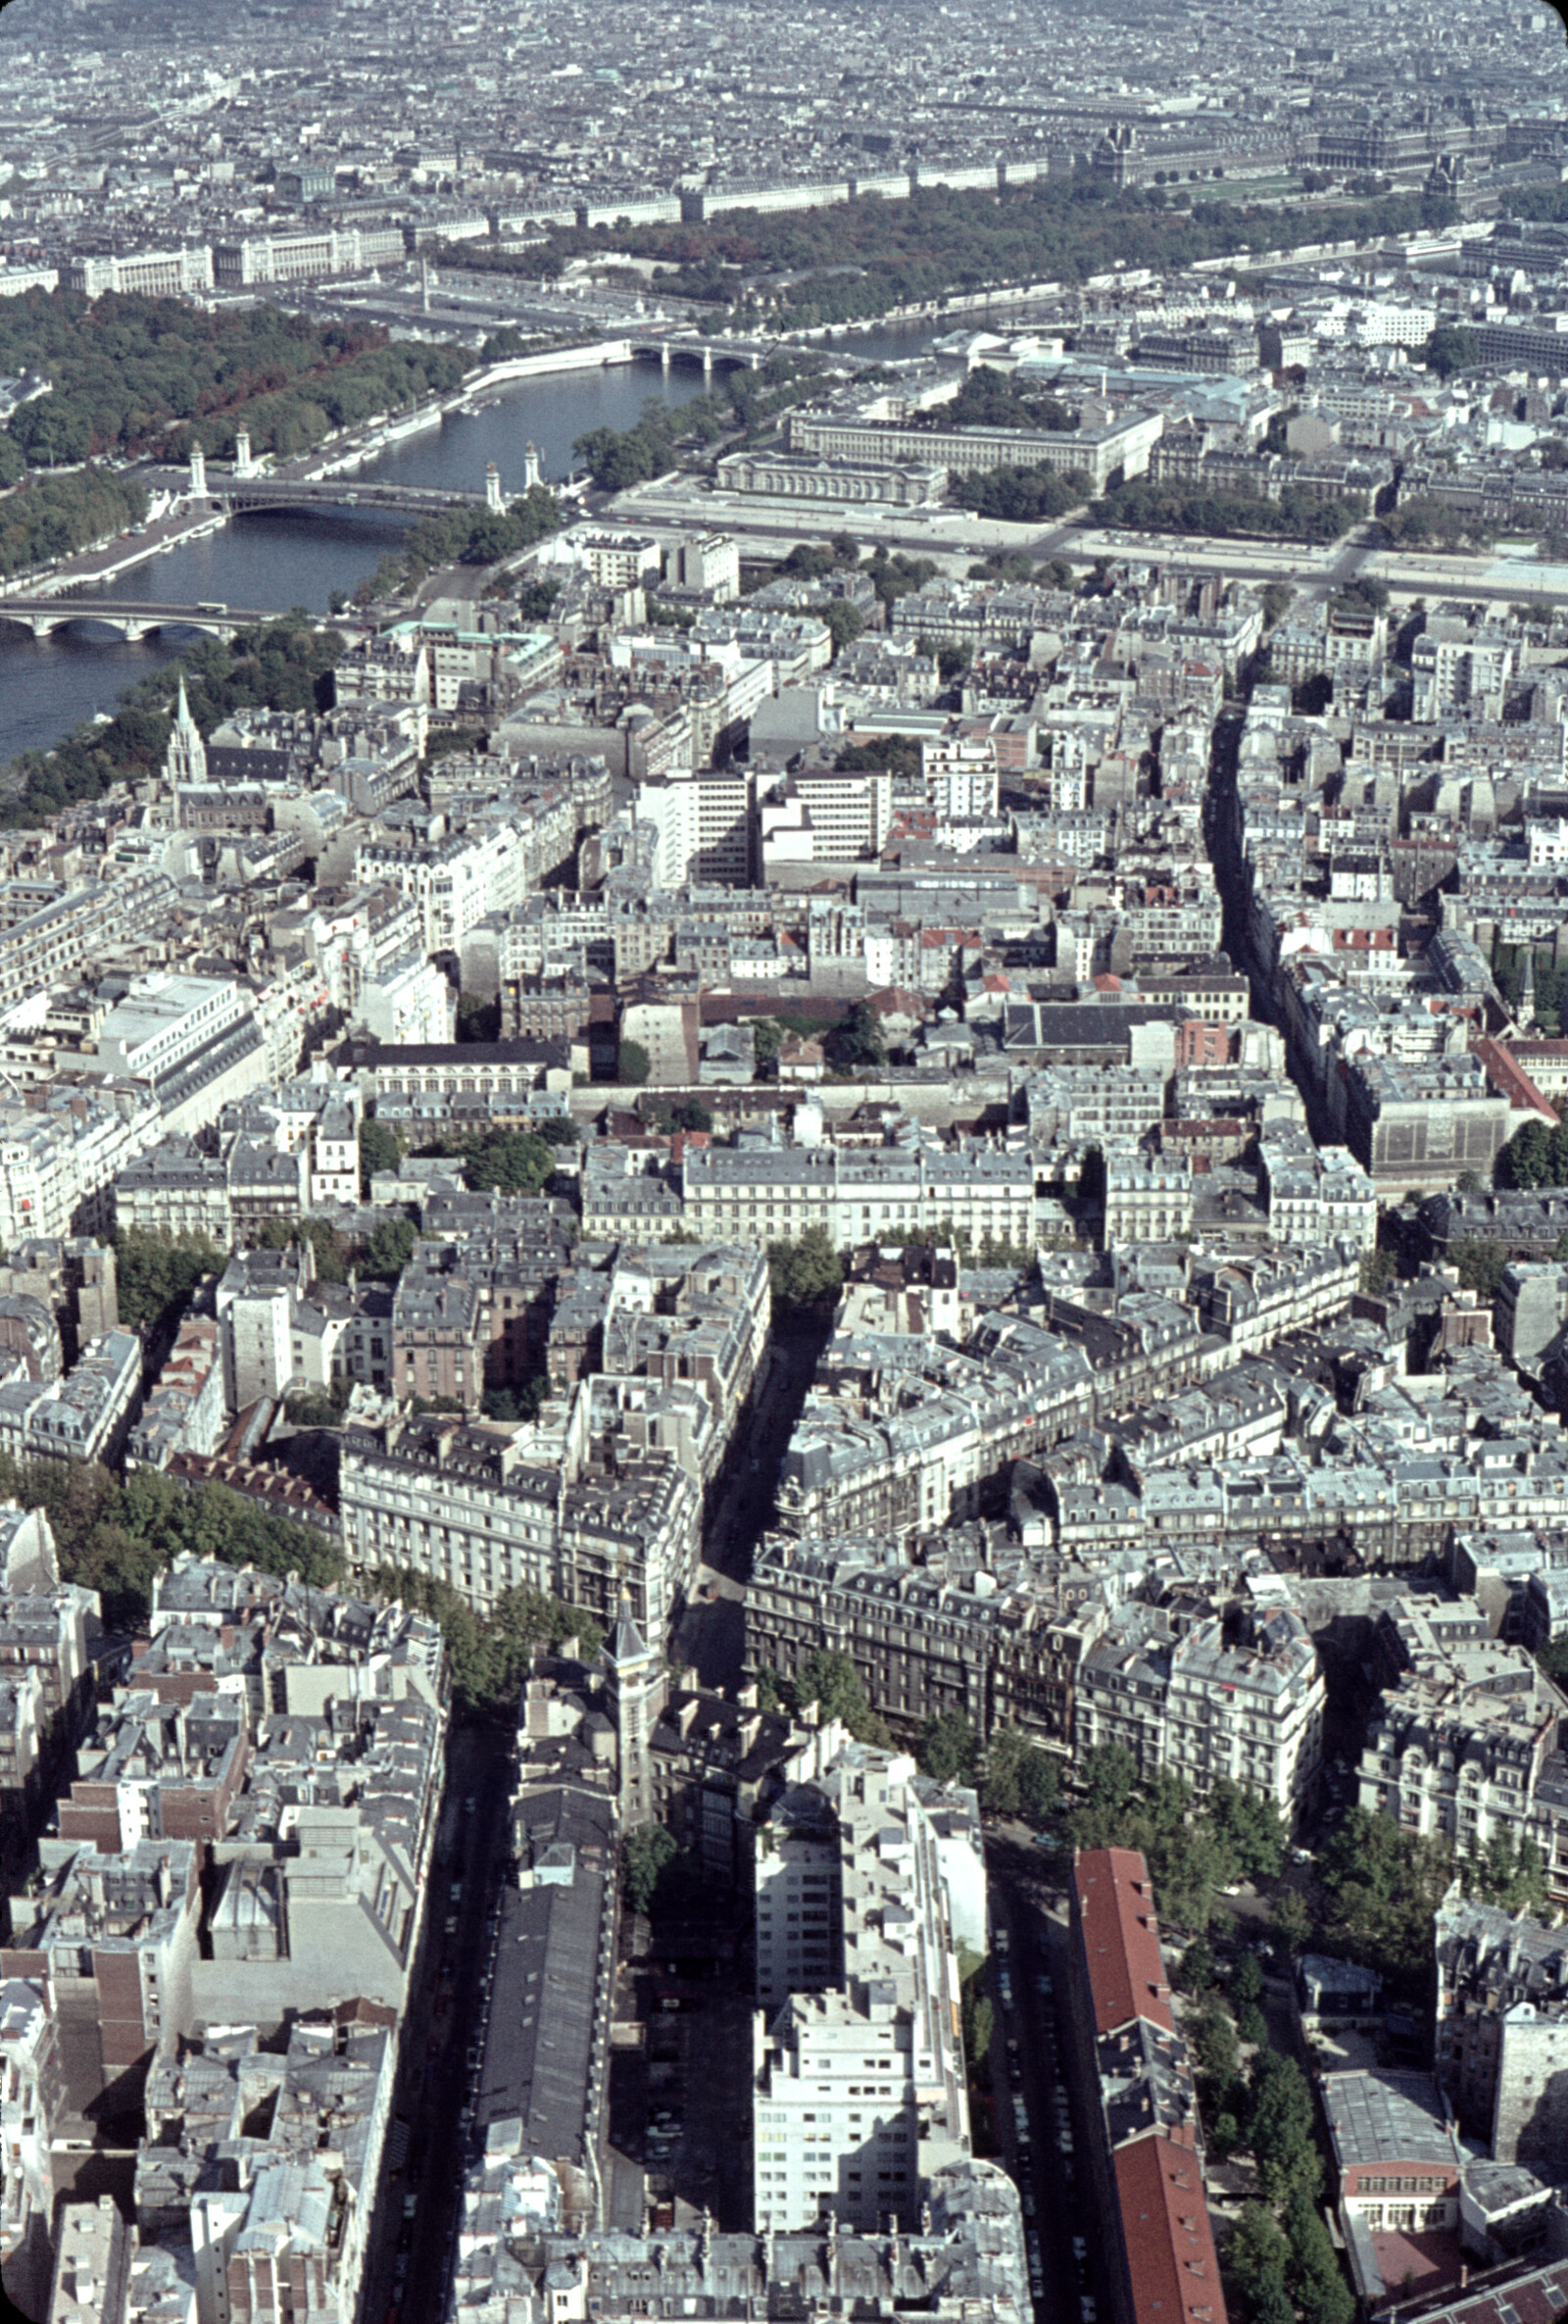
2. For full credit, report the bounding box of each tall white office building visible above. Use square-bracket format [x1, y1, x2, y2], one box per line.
[752, 1729, 976, 2232]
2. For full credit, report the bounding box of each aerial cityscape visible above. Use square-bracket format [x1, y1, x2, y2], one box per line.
[4, 0, 1568, 2321]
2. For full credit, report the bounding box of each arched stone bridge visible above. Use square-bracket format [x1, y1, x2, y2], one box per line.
[0, 599, 281, 641]
[142, 469, 490, 518]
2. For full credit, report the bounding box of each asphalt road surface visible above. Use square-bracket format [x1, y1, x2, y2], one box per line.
[986, 1828, 1104, 2324]
[358, 1718, 514, 2324]
[673, 1322, 827, 1692]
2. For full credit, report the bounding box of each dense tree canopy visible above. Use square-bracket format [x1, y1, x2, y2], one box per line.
[0, 467, 147, 583]
[1065, 1749, 1287, 1930]
[2, 614, 346, 827]
[955, 461, 1089, 523]
[115, 1227, 228, 1336]
[766, 1226, 845, 1315]
[0, 1454, 342, 1631]
[1317, 1805, 1454, 1983]
[773, 1648, 890, 1745]
[981, 1728, 1061, 1820]
[0, 288, 470, 462]
[517, 178, 1456, 331]
[369, 1562, 602, 1713]
[1092, 478, 1363, 544]
[1496, 1115, 1568, 1189]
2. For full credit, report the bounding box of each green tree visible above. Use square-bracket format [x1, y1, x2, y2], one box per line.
[1422, 323, 1481, 378]
[1224, 2200, 1294, 2324]
[1358, 1243, 1396, 1297]
[1538, 1631, 1568, 1683]
[1283, 2187, 1355, 2324]
[465, 1129, 558, 1197]
[1238, 2002, 1270, 2047]
[1463, 1829, 1549, 1916]
[359, 1116, 402, 1193]
[1497, 1115, 1568, 1191]
[982, 1728, 1061, 1820]
[1190, 1996, 1241, 2092]
[623, 1823, 678, 1913]
[358, 1217, 417, 1282]
[1209, 1777, 1287, 1883]
[827, 1001, 887, 1069]
[787, 1649, 890, 1745]
[918, 1707, 980, 1785]
[1249, 2051, 1322, 2204]
[766, 1226, 844, 1316]
[617, 1038, 651, 1086]
[457, 989, 502, 1044]
[1319, 1806, 1452, 1983]
[822, 600, 865, 655]
[1232, 1949, 1265, 2007]
[1270, 1885, 1313, 1956]
[535, 1115, 581, 1147]
[114, 1227, 227, 1336]
[958, 1944, 995, 2079]
[751, 1017, 785, 1077]
[1068, 1741, 1141, 1848]
[1178, 1936, 1218, 1993]
[1449, 1238, 1508, 1298]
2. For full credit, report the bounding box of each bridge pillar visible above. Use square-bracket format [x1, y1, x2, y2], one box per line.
[661, 342, 670, 373]
[485, 463, 504, 514]
[522, 442, 541, 492]
[702, 346, 712, 378]
[749, 351, 761, 371]
[189, 443, 207, 499]
[234, 429, 253, 481]
[29, 615, 49, 640]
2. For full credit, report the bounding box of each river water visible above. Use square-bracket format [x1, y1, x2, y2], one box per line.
[0, 354, 714, 764]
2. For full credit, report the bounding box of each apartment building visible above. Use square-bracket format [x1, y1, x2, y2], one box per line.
[747, 1525, 1108, 1752]
[1076, 1603, 1325, 1826]
[339, 1395, 702, 1633]
[0, 1977, 61, 2323]
[753, 1731, 974, 2230]
[760, 766, 894, 867]
[114, 1139, 231, 1246]
[0, 1084, 164, 1251]
[1356, 1640, 1561, 1860]
[93, 973, 270, 1136]
[0, 1838, 202, 2119]
[65, 245, 216, 297]
[681, 1146, 1037, 1253]
[0, 1330, 143, 1470]
[778, 1318, 1097, 1541]
[1434, 1893, 1568, 2154]
[1066, 1849, 1225, 2324]
[136, 2017, 395, 2324]
[451, 2159, 1027, 2324]
[0, 868, 178, 1015]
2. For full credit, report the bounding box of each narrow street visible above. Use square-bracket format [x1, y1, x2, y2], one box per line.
[985, 1829, 1102, 2324]
[359, 1718, 514, 2324]
[673, 1321, 826, 1692]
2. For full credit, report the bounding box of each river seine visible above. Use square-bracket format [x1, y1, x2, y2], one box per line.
[0, 319, 938, 764]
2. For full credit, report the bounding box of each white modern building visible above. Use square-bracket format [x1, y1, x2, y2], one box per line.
[753, 1729, 975, 2232]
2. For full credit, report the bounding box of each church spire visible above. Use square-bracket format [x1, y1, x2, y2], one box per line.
[165, 676, 207, 785]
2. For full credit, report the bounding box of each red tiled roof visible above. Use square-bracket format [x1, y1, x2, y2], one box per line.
[1112, 2135, 1226, 2324]
[1474, 1035, 1559, 1120]
[1074, 1847, 1172, 2035]
[1387, 2256, 1568, 2324]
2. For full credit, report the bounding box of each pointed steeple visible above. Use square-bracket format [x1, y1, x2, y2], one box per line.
[607, 1598, 651, 1668]
[603, 1590, 665, 1829]
[165, 677, 207, 786]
